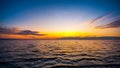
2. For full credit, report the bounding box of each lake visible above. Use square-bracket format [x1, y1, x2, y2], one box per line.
[0, 40, 120, 68]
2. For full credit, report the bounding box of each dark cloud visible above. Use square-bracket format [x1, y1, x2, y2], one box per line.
[0, 27, 46, 36]
[95, 19, 120, 29]
[17, 30, 45, 36]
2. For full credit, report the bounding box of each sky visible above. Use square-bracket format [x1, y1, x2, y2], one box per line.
[0, 0, 120, 39]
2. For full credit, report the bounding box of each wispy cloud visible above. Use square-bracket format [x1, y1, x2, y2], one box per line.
[89, 12, 113, 24]
[0, 27, 46, 36]
[95, 19, 120, 29]
[0, 27, 19, 34]
[88, 12, 120, 29]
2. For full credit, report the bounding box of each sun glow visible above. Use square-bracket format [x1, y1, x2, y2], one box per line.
[38, 23, 95, 38]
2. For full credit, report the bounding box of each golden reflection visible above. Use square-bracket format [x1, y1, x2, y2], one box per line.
[35, 40, 112, 56]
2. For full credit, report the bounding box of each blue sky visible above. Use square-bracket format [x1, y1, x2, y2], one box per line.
[1, 0, 120, 25]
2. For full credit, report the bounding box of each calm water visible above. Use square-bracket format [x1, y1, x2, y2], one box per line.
[0, 40, 120, 68]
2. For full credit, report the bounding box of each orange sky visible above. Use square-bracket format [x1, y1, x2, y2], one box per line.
[0, 24, 120, 39]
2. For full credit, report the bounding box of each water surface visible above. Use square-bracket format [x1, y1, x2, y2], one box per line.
[0, 40, 120, 68]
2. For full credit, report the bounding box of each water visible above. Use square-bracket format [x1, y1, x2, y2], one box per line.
[0, 40, 120, 68]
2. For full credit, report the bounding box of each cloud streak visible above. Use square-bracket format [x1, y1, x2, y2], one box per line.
[89, 12, 113, 24]
[95, 19, 120, 29]
[0, 27, 46, 36]
[89, 12, 120, 29]
[0, 27, 19, 34]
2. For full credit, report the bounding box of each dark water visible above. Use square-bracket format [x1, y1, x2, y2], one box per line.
[0, 40, 120, 68]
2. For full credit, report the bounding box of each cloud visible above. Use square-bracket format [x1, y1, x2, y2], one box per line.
[89, 12, 120, 29]
[95, 19, 120, 29]
[0, 27, 19, 34]
[0, 27, 46, 36]
[89, 12, 113, 24]
[17, 30, 45, 36]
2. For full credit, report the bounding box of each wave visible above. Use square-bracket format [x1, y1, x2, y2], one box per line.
[72, 58, 102, 63]
[0, 40, 120, 68]
[51, 64, 120, 68]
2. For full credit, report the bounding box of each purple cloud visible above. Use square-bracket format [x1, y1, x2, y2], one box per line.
[17, 30, 45, 36]
[0, 27, 46, 36]
[95, 19, 120, 29]
[0, 27, 18, 34]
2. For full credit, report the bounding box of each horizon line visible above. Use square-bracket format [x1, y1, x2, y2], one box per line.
[0, 36, 120, 40]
